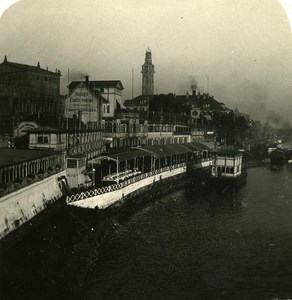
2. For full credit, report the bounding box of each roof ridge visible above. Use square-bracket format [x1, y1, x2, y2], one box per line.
[1, 60, 60, 75]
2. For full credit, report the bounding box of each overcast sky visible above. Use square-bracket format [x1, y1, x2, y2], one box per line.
[1, 0, 292, 125]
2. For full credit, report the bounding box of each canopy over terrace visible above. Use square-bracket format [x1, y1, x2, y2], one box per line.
[94, 142, 211, 180]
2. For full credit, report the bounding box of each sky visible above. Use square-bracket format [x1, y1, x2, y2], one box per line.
[1, 0, 292, 126]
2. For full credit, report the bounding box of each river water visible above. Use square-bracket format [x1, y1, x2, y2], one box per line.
[2, 162, 292, 300]
[81, 163, 292, 300]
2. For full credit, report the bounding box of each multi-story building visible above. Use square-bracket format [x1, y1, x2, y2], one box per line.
[68, 77, 125, 118]
[146, 124, 191, 146]
[67, 77, 147, 150]
[141, 48, 155, 95]
[0, 56, 62, 136]
[64, 81, 106, 129]
[27, 126, 104, 158]
[103, 111, 148, 149]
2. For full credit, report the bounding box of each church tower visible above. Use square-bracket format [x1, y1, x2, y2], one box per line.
[141, 48, 155, 95]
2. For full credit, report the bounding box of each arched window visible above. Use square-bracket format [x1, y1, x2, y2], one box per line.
[107, 105, 110, 113]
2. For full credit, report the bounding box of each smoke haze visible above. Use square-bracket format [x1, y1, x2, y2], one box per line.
[1, 0, 292, 125]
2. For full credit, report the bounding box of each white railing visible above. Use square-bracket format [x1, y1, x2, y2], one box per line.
[66, 163, 186, 204]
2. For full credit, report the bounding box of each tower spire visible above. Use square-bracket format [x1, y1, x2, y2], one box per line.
[141, 48, 155, 95]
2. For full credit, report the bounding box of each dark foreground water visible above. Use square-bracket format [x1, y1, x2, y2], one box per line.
[2, 163, 292, 299]
[82, 164, 292, 300]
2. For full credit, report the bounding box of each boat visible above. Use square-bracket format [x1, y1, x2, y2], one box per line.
[206, 149, 247, 187]
[270, 148, 287, 165]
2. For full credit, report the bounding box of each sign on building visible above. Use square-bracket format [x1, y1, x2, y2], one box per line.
[64, 85, 100, 125]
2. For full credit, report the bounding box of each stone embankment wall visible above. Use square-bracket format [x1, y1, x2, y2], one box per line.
[0, 171, 66, 240]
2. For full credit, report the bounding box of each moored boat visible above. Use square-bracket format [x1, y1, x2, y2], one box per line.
[270, 148, 287, 165]
[206, 149, 247, 187]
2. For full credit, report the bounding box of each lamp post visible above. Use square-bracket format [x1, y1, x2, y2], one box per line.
[92, 167, 96, 188]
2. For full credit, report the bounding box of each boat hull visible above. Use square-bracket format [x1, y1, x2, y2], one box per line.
[206, 172, 247, 187]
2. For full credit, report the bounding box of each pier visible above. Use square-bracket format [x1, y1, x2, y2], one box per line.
[66, 142, 213, 209]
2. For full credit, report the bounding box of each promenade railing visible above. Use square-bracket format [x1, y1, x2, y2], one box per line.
[66, 163, 186, 204]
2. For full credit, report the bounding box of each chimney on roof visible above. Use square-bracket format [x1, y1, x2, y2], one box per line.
[186, 91, 189, 99]
[37, 62, 40, 68]
[85, 75, 90, 83]
[4, 55, 7, 63]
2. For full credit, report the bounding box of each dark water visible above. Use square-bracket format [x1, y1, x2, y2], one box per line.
[2, 163, 292, 300]
[82, 164, 292, 300]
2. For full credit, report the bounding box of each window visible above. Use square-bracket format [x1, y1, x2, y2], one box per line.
[57, 134, 62, 143]
[37, 135, 49, 144]
[67, 159, 77, 168]
[107, 105, 110, 113]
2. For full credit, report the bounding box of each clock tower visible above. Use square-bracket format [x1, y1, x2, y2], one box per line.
[141, 48, 155, 95]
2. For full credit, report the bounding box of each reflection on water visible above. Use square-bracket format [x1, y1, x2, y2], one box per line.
[82, 164, 292, 300]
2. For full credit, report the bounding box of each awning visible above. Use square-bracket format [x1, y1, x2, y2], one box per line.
[103, 150, 147, 162]
[103, 142, 211, 162]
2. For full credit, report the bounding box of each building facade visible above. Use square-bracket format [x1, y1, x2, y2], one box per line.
[68, 78, 125, 118]
[64, 82, 105, 129]
[102, 111, 148, 149]
[0, 56, 62, 136]
[141, 48, 155, 95]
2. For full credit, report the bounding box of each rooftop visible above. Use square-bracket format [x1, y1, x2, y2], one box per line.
[0, 149, 61, 168]
[105, 142, 211, 162]
[68, 80, 124, 91]
[0, 56, 61, 76]
[124, 95, 152, 107]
